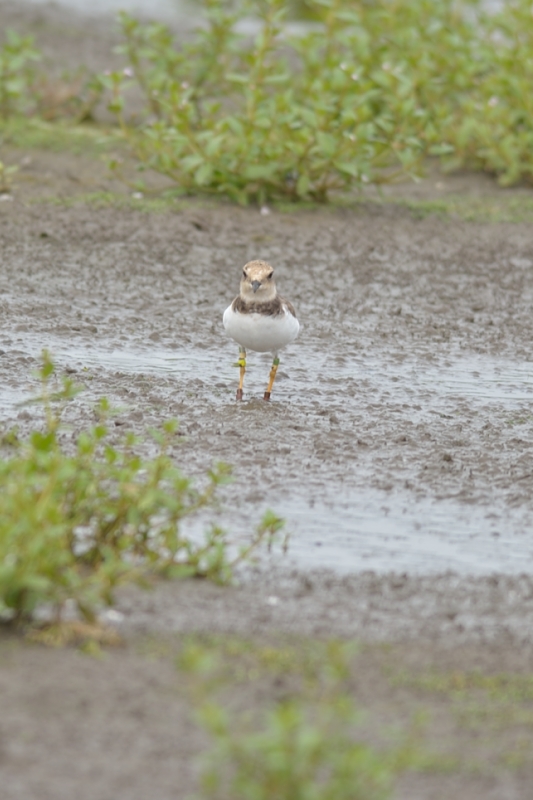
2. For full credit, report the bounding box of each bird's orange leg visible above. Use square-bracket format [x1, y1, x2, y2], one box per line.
[263, 356, 280, 401]
[236, 348, 246, 400]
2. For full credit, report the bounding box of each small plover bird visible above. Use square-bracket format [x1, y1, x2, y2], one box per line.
[223, 260, 299, 401]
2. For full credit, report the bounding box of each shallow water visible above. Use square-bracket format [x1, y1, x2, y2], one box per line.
[2, 334, 533, 575]
[279, 490, 533, 575]
[8, 333, 533, 410]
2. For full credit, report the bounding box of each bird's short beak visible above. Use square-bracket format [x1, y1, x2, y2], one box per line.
[251, 280, 261, 293]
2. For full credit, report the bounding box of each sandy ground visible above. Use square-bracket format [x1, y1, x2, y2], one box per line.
[2, 2, 533, 799]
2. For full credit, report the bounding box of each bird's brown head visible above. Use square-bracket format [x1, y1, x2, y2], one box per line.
[239, 260, 277, 303]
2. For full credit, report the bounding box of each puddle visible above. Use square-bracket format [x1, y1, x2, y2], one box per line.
[0, 385, 33, 414]
[4, 333, 533, 408]
[277, 490, 533, 575]
[358, 357, 533, 408]
[2, 334, 533, 576]
[181, 485, 533, 577]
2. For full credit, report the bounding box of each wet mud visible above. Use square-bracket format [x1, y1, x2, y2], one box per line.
[2, 197, 533, 575]
[3, 132, 533, 800]
[3, 173, 533, 800]
[3, 3, 533, 798]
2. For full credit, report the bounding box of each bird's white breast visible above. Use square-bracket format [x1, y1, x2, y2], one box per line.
[223, 304, 300, 354]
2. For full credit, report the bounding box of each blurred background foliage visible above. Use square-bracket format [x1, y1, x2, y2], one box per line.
[2, 0, 533, 202]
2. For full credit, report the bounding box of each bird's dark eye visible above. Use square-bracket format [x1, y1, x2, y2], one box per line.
[267, 271, 273, 279]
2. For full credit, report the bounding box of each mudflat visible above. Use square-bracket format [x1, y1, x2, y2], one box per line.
[2, 2, 533, 798]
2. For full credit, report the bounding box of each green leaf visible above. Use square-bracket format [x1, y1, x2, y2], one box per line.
[428, 143, 455, 155]
[334, 161, 359, 177]
[296, 173, 310, 196]
[224, 117, 244, 137]
[225, 73, 249, 84]
[263, 74, 290, 84]
[195, 162, 214, 185]
[243, 164, 276, 180]
[181, 154, 205, 173]
[204, 134, 225, 157]
[316, 132, 337, 157]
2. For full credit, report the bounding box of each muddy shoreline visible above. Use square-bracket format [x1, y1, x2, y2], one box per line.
[2, 2, 533, 798]
[2, 164, 533, 798]
[2, 198, 533, 575]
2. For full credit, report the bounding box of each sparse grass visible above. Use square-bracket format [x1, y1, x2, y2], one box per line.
[386, 193, 533, 223]
[277, 188, 533, 223]
[391, 667, 533, 770]
[178, 636, 415, 800]
[178, 634, 358, 692]
[392, 668, 533, 704]
[28, 190, 186, 212]
[25, 182, 533, 225]
[171, 635, 533, 790]
[0, 117, 119, 155]
[506, 414, 533, 427]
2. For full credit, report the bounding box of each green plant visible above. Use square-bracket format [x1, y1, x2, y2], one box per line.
[109, 0, 434, 203]
[177, 636, 416, 800]
[0, 30, 40, 119]
[106, 0, 533, 199]
[2, 0, 533, 197]
[0, 159, 18, 193]
[200, 698, 394, 800]
[4, 0, 533, 197]
[441, 0, 533, 184]
[32, 69, 105, 123]
[0, 353, 284, 625]
[0, 30, 102, 123]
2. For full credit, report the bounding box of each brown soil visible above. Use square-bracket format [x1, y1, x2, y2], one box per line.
[2, 3, 533, 799]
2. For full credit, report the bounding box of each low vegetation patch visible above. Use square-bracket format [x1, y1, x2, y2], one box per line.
[172, 635, 533, 797]
[0, 354, 284, 626]
[200, 699, 394, 800]
[392, 667, 533, 769]
[0, 29, 102, 123]
[3, 0, 533, 203]
[108, 0, 533, 201]
[179, 637, 412, 800]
